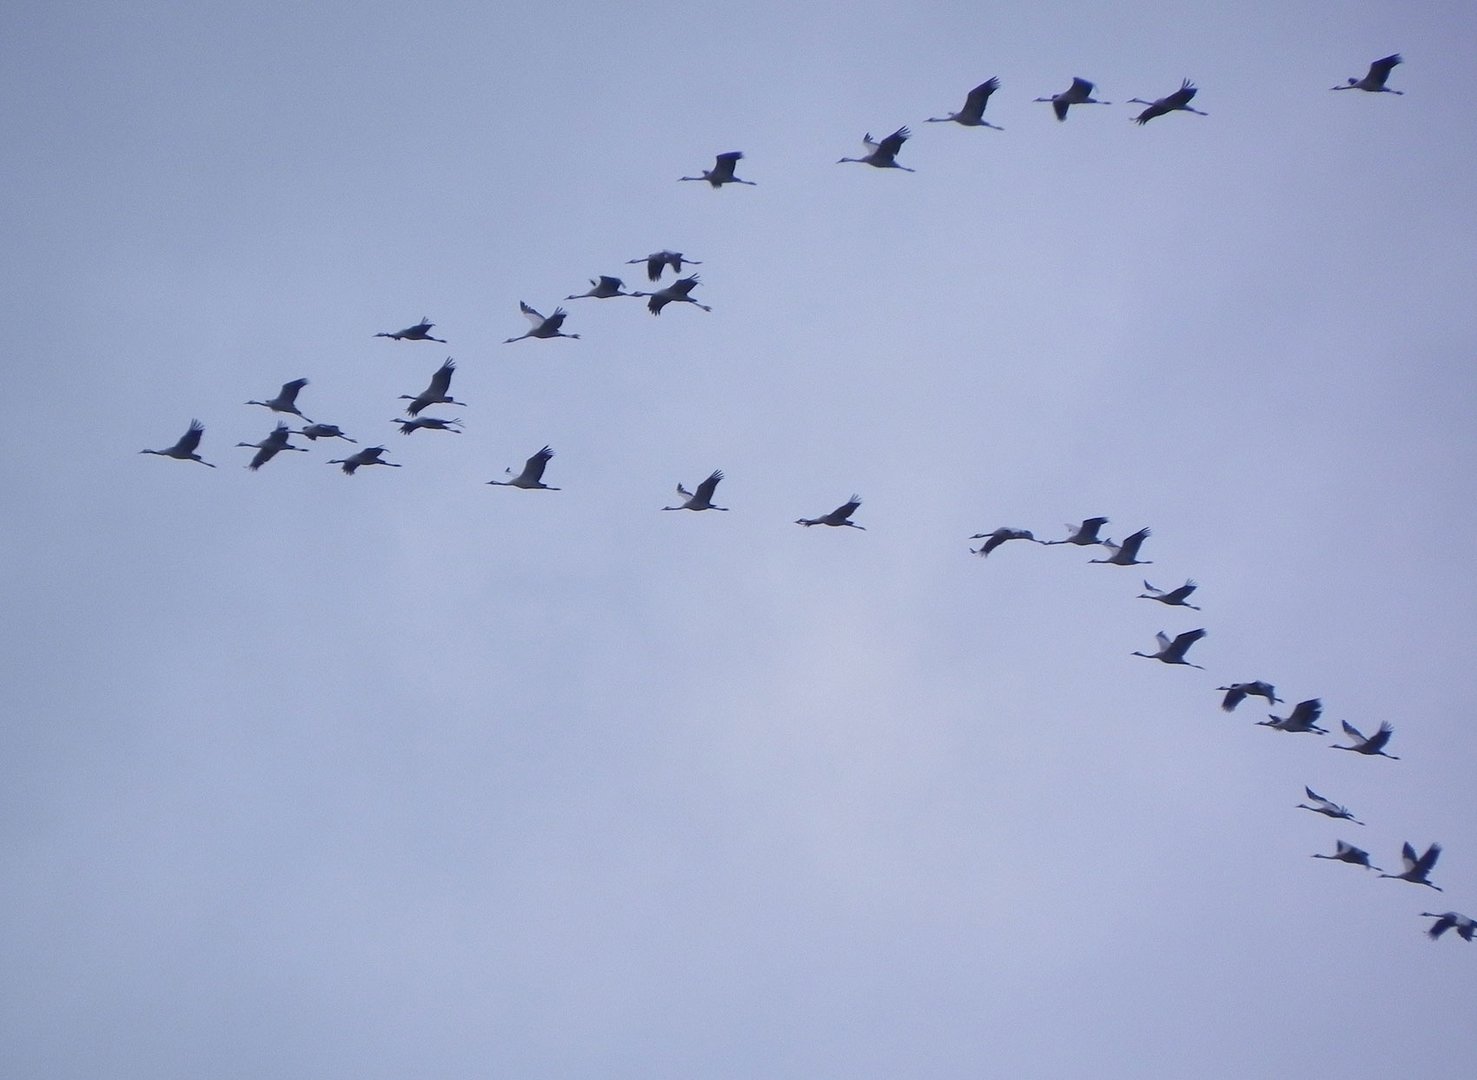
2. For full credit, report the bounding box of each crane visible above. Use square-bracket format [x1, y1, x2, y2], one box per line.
[1036, 78, 1110, 121]
[1333, 54, 1403, 94]
[393, 416, 462, 435]
[504, 302, 580, 343]
[968, 527, 1039, 557]
[680, 151, 755, 187]
[1217, 681, 1282, 711]
[566, 276, 637, 300]
[246, 378, 313, 422]
[1128, 80, 1207, 124]
[140, 419, 215, 467]
[1297, 787, 1364, 825]
[1138, 579, 1201, 609]
[400, 358, 465, 417]
[627, 251, 701, 282]
[328, 446, 400, 475]
[1420, 912, 1475, 942]
[1258, 698, 1328, 734]
[1379, 842, 1442, 890]
[797, 495, 865, 529]
[635, 276, 711, 315]
[487, 446, 558, 490]
[1043, 517, 1109, 546]
[837, 127, 915, 171]
[236, 422, 309, 470]
[375, 317, 446, 342]
[1332, 720, 1399, 759]
[1312, 841, 1382, 872]
[295, 423, 355, 443]
[663, 470, 728, 511]
[1132, 628, 1207, 668]
[1090, 527, 1151, 566]
[926, 78, 1004, 129]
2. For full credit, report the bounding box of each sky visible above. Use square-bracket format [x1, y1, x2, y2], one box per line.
[3, 3, 1475, 1077]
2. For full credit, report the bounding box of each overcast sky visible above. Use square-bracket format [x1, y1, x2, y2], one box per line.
[3, 3, 1475, 1078]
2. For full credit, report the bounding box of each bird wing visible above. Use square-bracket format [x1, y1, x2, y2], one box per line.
[1154, 631, 1172, 652]
[1303, 787, 1334, 811]
[543, 308, 568, 331]
[832, 496, 862, 521]
[1340, 719, 1368, 745]
[1053, 98, 1069, 121]
[670, 276, 699, 296]
[1363, 722, 1394, 753]
[598, 275, 624, 291]
[962, 78, 1000, 117]
[519, 301, 545, 326]
[520, 446, 553, 483]
[1368, 54, 1402, 83]
[876, 126, 910, 158]
[428, 358, 455, 396]
[1415, 843, 1441, 874]
[1167, 79, 1197, 107]
[1118, 527, 1150, 558]
[177, 420, 206, 453]
[694, 469, 723, 503]
[1169, 628, 1206, 655]
[1069, 77, 1094, 99]
[1164, 581, 1198, 603]
[1221, 686, 1247, 711]
[713, 151, 743, 179]
[280, 378, 309, 402]
[1401, 842, 1419, 871]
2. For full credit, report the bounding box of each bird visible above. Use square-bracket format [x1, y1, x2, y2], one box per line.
[680, 151, 755, 187]
[1258, 698, 1329, 734]
[1132, 628, 1207, 668]
[487, 446, 558, 490]
[141, 419, 215, 467]
[236, 422, 309, 471]
[1090, 527, 1151, 566]
[634, 275, 711, 315]
[837, 127, 915, 171]
[375, 317, 446, 342]
[663, 470, 728, 511]
[627, 251, 701, 282]
[1035, 77, 1110, 121]
[1297, 787, 1364, 825]
[1127, 80, 1207, 124]
[926, 78, 1004, 129]
[246, 378, 313, 422]
[1217, 681, 1282, 711]
[1332, 720, 1400, 759]
[565, 276, 637, 300]
[400, 358, 466, 416]
[797, 496, 865, 529]
[1138, 579, 1201, 609]
[968, 528, 1039, 557]
[1379, 842, 1442, 890]
[328, 446, 400, 475]
[1333, 54, 1403, 95]
[393, 415, 462, 435]
[504, 302, 580, 343]
[294, 423, 355, 443]
[1421, 912, 1475, 942]
[1043, 517, 1110, 546]
[1312, 840, 1382, 872]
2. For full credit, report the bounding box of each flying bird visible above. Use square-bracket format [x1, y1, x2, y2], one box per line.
[236, 422, 309, 470]
[662, 470, 728, 511]
[295, 423, 355, 443]
[1312, 840, 1382, 872]
[1139, 579, 1201, 609]
[1035, 77, 1110, 121]
[1297, 787, 1364, 825]
[1132, 628, 1207, 668]
[797, 496, 865, 530]
[969, 528, 1039, 557]
[1043, 517, 1110, 546]
[627, 251, 701, 282]
[328, 446, 400, 475]
[926, 78, 1004, 129]
[1218, 681, 1282, 711]
[1421, 912, 1475, 942]
[487, 446, 559, 490]
[140, 419, 215, 467]
[1090, 527, 1152, 566]
[504, 302, 580, 343]
[1128, 80, 1207, 124]
[246, 378, 313, 422]
[566, 276, 637, 300]
[1379, 842, 1442, 890]
[1258, 698, 1329, 734]
[400, 358, 466, 416]
[635, 275, 711, 315]
[680, 151, 755, 187]
[837, 127, 915, 171]
[375, 317, 446, 342]
[393, 416, 462, 435]
[1333, 54, 1403, 94]
[1332, 720, 1399, 759]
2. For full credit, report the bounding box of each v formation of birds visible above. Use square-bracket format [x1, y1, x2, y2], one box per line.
[141, 53, 1467, 943]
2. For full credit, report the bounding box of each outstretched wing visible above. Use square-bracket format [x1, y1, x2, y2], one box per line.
[519, 301, 546, 326]
[519, 446, 553, 484]
[876, 126, 911, 159]
[694, 469, 723, 503]
[962, 77, 1000, 117]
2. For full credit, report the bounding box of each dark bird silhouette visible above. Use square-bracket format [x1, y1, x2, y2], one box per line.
[1139, 579, 1201, 609]
[1297, 787, 1364, 825]
[504, 302, 580, 343]
[1128, 79, 1207, 124]
[393, 416, 462, 435]
[1218, 681, 1282, 711]
[1036, 77, 1110, 121]
[797, 496, 865, 530]
[487, 446, 558, 490]
[663, 470, 728, 511]
[141, 419, 214, 467]
[246, 378, 313, 423]
[1380, 842, 1442, 890]
[926, 78, 1004, 129]
[1333, 54, 1403, 94]
[837, 127, 914, 171]
[295, 423, 355, 443]
[635, 275, 711, 315]
[1312, 840, 1382, 872]
[969, 527, 1039, 557]
[1044, 517, 1110, 546]
[627, 251, 701, 282]
[328, 446, 400, 475]
[680, 151, 755, 187]
[375, 317, 446, 342]
[1421, 912, 1475, 942]
[1132, 628, 1207, 668]
[1090, 527, 1151, 566]
[1258, 698, 1328, 734]
[237, 421, 309, 470]
[1333, 720, 1399, 759]
[566, 276, 637, 300]
[400, 358, 465, 417]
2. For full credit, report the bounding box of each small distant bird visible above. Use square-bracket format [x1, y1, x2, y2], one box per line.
[1036, 77, 1111, 121]
[635, 275, 711, 315]
[1332, 720, 1399, 759]
[627, 251, 701, 282]
[1044, 517, 1110, 546]
[1090, 527, 1152, 566]
[969, 527, 1039, 557]
[1132, 628, 1207, 668]
[837, 127, 915, 171]
[1139, 579, 1201, 609]
[680, 151, 755, 187]
[504, 302, 580, 343]
[295, 423, 355, 443]
[1258, 698, 1328, 734]
[566, 276, 636, 300]
[1128, 79, 1207, 124]
[400, 357, 465, 417]
[926, 78, 1004, 129]
[140, 419, 214, 467]
[375, 317, 446, 342]
[1297, 786, 1364, 825]
[1218, 681, 1282, 711]
[487, 445, 558, 490]
[1312, 840, 1382, 872]
[663, 470, 728, 511]
[1421, 911, 1475, 942]
[328, 446, 400, 475]
[1379, 842, 1442, 890]
[797, 495, 865, 530]
[246, 378, 313, 422]
[1333, 54, 1403, 94]
[237, 422, 308, 470]
[393, 416, 462, 435]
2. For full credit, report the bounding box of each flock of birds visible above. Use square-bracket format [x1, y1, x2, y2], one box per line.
[139, 52, 1470, 945]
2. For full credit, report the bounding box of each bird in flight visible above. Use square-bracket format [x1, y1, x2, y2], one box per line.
[1258, 698, 1328, 734]
[1217, 681, 1281, 711]
[1138, 579, 1201, 609]
[487, 446, 559, 490]
[1379, 842, 1442, 890]
[627, 251, 701, 282]
[1420, 912, 1475, 942]
[1333, 54, 1403, 94]
[141, 419, 214, 467]
[680, 151, 755, 187]
[1132, 628, 1207, 668]
[1312, 840, 1382, 872]
[969, 527, 1039, 557]
[566, 276, 637, 300]
[663, 470, 728, 511]
[1332, 720, 1399, 759]
[400, 358, 466, 417]
[504, 302, 580, 343]
[1090, 527, 1152, 566]
[237, 421, 309, 470]
[797, 495, 865, 529]
[635, 276, 712, 315]
[1043, 517, 1109, 546]
[246, 378, 313, 423]
[926, 78, 1004, 130]
[1127, 80, 1207, 124]
[1036, 77, 1110, 121]
[375, 317, 446, 342]
[328, 446, 400, 475]
[837, 127, 915, 171]
[1297, 787, 1363, 825]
